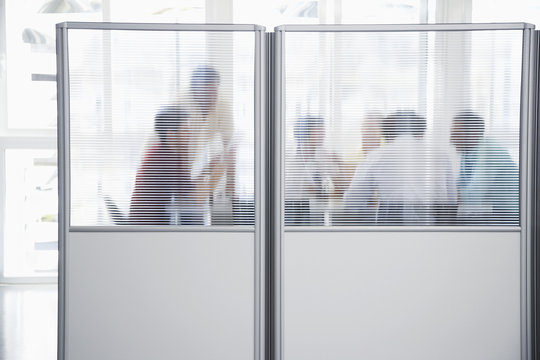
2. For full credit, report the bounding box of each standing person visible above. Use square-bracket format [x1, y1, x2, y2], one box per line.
[344, 111, 457, 224]
[129, 105, 228, 225]
[182, 65, 236, 224]
[450, 111, 519, 224]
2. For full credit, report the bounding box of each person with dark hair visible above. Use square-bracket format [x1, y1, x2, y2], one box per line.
[382, 110, 426, 141]
[344, 111, 457, 224]
[129, 105, 228, 225]
[451, 111, 518, 224]
[285, 115, 345, 225]
[181, 65, 236, 224]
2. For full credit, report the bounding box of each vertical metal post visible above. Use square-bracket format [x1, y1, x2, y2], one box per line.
[56, 23, 70, 360]
[520, 26, 537, 360]
[273, 27, 285, 360]
[265, 31, 276, 360]
[533, 30, 540, 360]
[255, 27, 267, 360]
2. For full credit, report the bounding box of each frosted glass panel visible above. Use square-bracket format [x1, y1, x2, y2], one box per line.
[68, 29, 255, 226]
[283, 30, 522, 226]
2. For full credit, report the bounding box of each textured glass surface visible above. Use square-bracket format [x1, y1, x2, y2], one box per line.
[283, 30, 522, 226]
[68, 29, 255, 226]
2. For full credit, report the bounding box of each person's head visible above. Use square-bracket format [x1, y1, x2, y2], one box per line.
[294, 115, 325, 154]
[451, 111, 485, 152]
[190, 65, 220, 114]
[383, 111, 426, 141]
[154, 105, 190, 147]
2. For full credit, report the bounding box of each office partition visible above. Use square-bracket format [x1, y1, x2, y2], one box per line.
[57, 22, 266, 360]
[274, 23, 536, 360]
[58, 22, 538, 360]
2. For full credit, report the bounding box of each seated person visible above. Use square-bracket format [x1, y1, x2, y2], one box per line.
[450, 111, 519, 224]
[285, 115, 345, 225]
[344, 111, 457, 225]
[129, 106, 228, 225]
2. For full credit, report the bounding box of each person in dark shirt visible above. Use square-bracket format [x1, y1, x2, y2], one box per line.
[128, 106, 189, 224]
[129, 105, 228, 225]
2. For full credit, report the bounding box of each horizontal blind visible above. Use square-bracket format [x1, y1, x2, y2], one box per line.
[283, 30, 522, 226]
[68, 29, 255, 226]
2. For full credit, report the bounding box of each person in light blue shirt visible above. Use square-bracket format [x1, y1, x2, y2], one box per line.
[450, 111, 519, 225]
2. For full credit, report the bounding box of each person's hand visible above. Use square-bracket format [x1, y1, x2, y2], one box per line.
[209, 153, 227, 177]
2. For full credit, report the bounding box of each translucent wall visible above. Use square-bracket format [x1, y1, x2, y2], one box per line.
[277, 23, 533, 360]
[58, 23, 265, 360]
[283, 29, 522, 226]
[68, 29, 256, 226]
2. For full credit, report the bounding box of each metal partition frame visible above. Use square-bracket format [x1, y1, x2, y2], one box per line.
[57, 22, 540, 360]
[56, 22, 266, 360]
[273, 23, 537, 360]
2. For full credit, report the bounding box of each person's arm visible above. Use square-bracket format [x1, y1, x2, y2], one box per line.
[327, 152, 347, 196]
[191, 149, 232, 204]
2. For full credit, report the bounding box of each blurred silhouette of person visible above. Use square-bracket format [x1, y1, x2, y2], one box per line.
[286, 115, 345, 225]
[361, 114, 383, 155]
[451, 111, 518, 224]
[344, 111, 457, 224]
[129, 106, 229, 225]
[182, 66, 236, 224]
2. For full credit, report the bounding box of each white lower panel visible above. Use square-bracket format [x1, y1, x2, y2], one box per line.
[283, 231, 520, 360]
[66, 231, 254, 360]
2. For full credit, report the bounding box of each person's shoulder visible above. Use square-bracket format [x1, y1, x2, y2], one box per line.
[478, 137, 503, 149]
[478, 138, 512, 157]
[141, 142, 166, 161]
